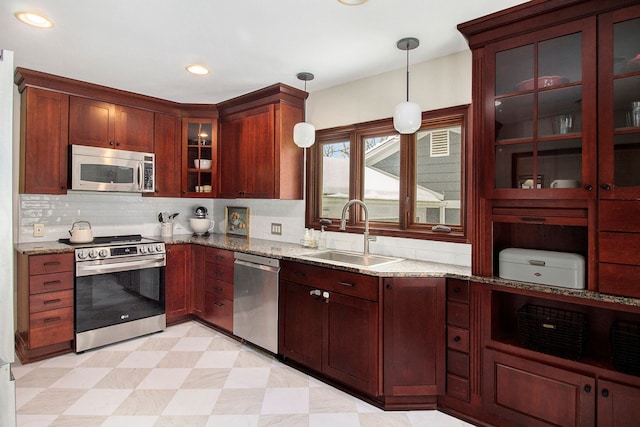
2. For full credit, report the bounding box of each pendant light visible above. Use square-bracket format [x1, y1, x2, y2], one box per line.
[393, 37, 421, 134]
[293, 72, 316, 148]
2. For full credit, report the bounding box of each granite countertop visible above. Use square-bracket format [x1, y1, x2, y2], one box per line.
[14, 233, 640, 308]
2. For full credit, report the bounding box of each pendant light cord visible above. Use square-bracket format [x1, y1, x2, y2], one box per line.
[405, 42, 410, 102]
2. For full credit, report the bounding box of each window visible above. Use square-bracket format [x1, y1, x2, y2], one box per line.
[306, 105, 469, 242]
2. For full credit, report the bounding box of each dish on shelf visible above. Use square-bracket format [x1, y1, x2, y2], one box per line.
[624, 54, 640, 73]
[194, 159, 212, 169]
[515, 76, 569, 91]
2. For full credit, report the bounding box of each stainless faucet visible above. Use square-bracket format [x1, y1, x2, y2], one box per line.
[339, 199, 372, 255]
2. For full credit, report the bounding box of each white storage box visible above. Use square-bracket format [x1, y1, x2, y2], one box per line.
[499, 248, 585, 289]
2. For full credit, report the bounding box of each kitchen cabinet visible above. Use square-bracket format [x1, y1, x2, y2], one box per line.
[203, 247, 234, 332]
[69, 96, 154, 152]
[459, 0, 640, 296]
[15, 252, 74, 363]
[191, 245, 206, 317]
[182, 118, 217, 197]
[153, 112, 182, 197]
[382, 277, 445, 409]
[17, 86, 69, 194]
[279, 261, 379, 396]
[481, 284, 640, 427]
[165, 244, 192, 325]
[218, 84, 305, 199]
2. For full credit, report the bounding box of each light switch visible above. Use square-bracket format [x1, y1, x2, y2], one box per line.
[271, 223, 282, 235]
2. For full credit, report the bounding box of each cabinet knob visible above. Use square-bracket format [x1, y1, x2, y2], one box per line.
[584, 384, 591, 393]
[601, 184, 611, 191]
[454, 287, 461, 293]
[601, 389, 609, 398]
[386, 283, 392, 290]
[584, 184, 593, 191]
[453, 336, 461, 342]
[109, 141, 115, 146]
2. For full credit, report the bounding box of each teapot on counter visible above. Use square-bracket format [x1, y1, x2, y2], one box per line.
[69, 220, 94, 243]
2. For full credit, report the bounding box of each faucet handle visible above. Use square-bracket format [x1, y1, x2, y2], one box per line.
[319, 218, 332, 231]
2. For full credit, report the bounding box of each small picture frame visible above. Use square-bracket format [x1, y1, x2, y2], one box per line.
[225, 206, 249, 237]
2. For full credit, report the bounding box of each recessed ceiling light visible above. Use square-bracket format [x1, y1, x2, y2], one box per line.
[338, 0, 368, 5]
[15, 11, 54, 28]
[186, 64, 210, 75]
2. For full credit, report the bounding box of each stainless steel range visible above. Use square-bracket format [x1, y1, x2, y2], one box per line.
[60, 235, 166, 352]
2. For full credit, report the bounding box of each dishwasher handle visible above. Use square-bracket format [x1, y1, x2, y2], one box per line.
[234, 258, 280, 274]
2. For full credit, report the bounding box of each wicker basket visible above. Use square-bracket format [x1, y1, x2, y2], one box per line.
[518, 304, 588, 359]
[612, 320, 640, 376]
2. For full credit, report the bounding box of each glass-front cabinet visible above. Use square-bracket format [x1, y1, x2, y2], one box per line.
[487, 19, 596, 198]
[182, 119, 217, 197]
[598, 6, 640, 200]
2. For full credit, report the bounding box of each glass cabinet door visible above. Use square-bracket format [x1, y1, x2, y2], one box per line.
[489, 19, 596, 197]
[183, 119, 217, 196]
[598, 6, 640, 199]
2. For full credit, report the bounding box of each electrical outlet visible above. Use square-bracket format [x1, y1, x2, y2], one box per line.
[33, 223, 45, 237]
[271, 223, 282, 235]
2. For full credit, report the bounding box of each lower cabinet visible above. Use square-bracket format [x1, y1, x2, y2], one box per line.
[382, 277, 445, 408]
[203, 247, 234, 332]
[165, 244, 192, 324]
[597, 379, 640, 426]
[191, 245, 206, 317]
[15, 252, 75, 363]
[279, 261, 379, 396]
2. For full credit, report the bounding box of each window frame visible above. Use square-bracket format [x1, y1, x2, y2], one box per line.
[305, 104, 471, 243]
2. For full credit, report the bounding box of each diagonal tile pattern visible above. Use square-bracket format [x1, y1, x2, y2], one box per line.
[15, 321, 474, 426]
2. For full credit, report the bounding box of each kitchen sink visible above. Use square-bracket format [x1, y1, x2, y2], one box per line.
[301, 250, 403, 268]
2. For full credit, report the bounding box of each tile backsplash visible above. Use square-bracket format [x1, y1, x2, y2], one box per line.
[18, 193, 470, 267]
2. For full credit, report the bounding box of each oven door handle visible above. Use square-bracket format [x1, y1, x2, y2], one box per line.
[76, 255, 165, 277]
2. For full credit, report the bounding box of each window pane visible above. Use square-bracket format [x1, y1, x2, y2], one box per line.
[415, 126, 461, 225]
[320, 140, 350, 218]
[363, 134, 400, 222]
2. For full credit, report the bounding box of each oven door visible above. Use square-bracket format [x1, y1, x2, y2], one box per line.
[75, 254, 165, 334]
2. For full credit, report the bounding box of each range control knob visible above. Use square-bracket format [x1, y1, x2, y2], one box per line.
[139, 246, 147, 254]
[88, 250, 97, 259]
[98, 249, 108, 258]
[146, 245, 155, 253]
[77, 250, 88, 260]
[155, 244, 164, 252]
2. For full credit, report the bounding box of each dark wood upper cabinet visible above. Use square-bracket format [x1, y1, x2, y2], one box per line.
[69, 96, 154, 152]
[218, 84, 305, 199]
[153, 112, 182, 198]
[182, 118, 218, 197]
[18, 87, 69, 194]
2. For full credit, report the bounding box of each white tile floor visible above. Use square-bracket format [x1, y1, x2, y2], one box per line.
[14, 321, 474, 427]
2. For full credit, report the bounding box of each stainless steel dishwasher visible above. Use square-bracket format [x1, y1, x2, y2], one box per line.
[233, 252, 280, 353]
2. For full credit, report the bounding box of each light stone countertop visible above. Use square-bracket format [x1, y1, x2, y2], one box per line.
[14, 233, 640, 309]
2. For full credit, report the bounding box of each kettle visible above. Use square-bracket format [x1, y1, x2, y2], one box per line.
[69, 220, 94, 243]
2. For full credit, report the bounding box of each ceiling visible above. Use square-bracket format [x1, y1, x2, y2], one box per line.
[1, 0, 528, 104]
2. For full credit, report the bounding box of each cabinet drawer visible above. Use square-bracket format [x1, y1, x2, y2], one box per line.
[29, 290, 73, 313]
[447, 301, 470, 328]
[600, 201, 640, 232]
[206, 247, 234, 265]
[281, 261, 378, 301]
[205, 293, 233, 332]
[29, 253, 73, 275]
[29, 307, 74, 348]
[447, 279, 469, 303]
[600, 232, 640, 265]
[599, 263, 640, 298]
[446, 373, 470, 402]
[447, 350, 470, 378]
[206, 262, 234, 283]
[447, 326, 469, 353]
[29, 271, 73, 294]
[208, 280, 233, 299]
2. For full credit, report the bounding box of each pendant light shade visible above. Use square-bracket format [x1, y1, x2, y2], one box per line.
[393, 37, 421, 134]
[294, 72, 316, 148]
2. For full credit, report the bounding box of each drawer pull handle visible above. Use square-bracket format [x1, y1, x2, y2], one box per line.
[338, 281, 355, 287]
[43, 261, 61, 267]
[214, 302, 224, 308]
[294, 271, 306, 278]
[43, 299, 61, 305]
[529, 259, 546, 266]
[453, 336, 461, 342]
[44, 317, 61, 323]
[43, 280, 61, 286]
[214, 287, 223, 292]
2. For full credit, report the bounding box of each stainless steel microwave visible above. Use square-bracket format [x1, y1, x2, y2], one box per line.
[70, 144, 155, 193]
